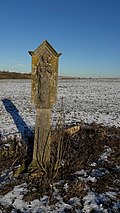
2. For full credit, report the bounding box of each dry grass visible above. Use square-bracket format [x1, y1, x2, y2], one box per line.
[0, 122, 120, 205]
[0, 71, 31, 79]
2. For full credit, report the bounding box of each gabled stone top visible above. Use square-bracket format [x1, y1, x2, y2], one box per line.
[28, 40, 62, 57]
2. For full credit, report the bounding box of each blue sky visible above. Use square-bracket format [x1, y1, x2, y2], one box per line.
[0, 0, 120, 77]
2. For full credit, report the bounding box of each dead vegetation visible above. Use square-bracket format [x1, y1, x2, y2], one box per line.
[0, 71, 31, 79]
[0, 122, 119, 207]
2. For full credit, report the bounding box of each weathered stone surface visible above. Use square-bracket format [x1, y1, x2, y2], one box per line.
[33, 108, 51, 164]
[29, 40, 61, 168]
[29, 40, 61, 109]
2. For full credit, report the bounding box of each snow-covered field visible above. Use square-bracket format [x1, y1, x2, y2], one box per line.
[0, 78, 120, 137]
[0, 78, 120, 213]
[54, 78, 120, 126]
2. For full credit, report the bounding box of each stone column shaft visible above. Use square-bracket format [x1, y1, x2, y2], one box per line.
[33, 108, 51, 167]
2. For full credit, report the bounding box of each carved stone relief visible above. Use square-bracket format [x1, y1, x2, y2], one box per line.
[35, 54, 52, 105]
[29, 40, 61, 108]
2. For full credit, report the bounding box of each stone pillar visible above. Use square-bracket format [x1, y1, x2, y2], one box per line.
[33, 108, 51, 166]
[29, 40, 61, 169]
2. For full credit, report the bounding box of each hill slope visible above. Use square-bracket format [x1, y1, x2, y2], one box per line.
[0, 71, 31, 79]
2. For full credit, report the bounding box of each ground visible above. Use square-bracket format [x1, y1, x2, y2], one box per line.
[0, 78, 120, 212]
[0, 123, 120, 212]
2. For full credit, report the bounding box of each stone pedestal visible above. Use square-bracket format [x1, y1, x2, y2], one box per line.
[29, 40, 61, 169]
[32, 108, 51, 167]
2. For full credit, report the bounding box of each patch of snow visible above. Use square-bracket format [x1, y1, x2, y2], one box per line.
[98, 146, 112, 162]
[105, 191, 117, 200]
[0, 183, 28, 209]
[85, 176, 97, 183]
[13, 199, 28, 210]
[75, 170, 87, 177]
[90, 162, 97, 167]
[75, 170, 97, 183]
[83, 191, 100, 212]
[91, 168, 109, 178]
[0, 168, 16, 187]
[40, 195, 48, 204]
[63, 183, 69, 191]
[68, 197, 81, 206]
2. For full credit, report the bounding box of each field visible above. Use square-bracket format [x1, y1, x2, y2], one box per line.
[0, 71, 31, 79]
[0, 78, 120, 136]
[0, 78, 120, 212]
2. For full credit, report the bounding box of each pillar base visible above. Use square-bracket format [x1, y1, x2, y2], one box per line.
[31, 108, 51, 170]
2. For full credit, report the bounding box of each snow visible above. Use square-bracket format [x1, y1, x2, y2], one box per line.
[0, 78, 120, 137]
[0, 185, 73, 212]
[98, 146, 112, 162]
[75, 170, 97, 183]
[68, 197, 81, 206]
[55, 78, 120, 127]
[0, 170, 120, 212]
[0, 183, 28, 208]
[0, 78, 120, 212]
[83, 191, 101, 212]
[83, 190, 119, 213]
[91, 168, 109, 178]
[0, 79, 35, 138]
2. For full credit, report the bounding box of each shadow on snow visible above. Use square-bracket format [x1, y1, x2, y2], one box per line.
[2, 98, 34, 156]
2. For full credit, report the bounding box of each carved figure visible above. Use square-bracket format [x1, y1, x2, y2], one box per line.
[36, 54, 52, 104]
